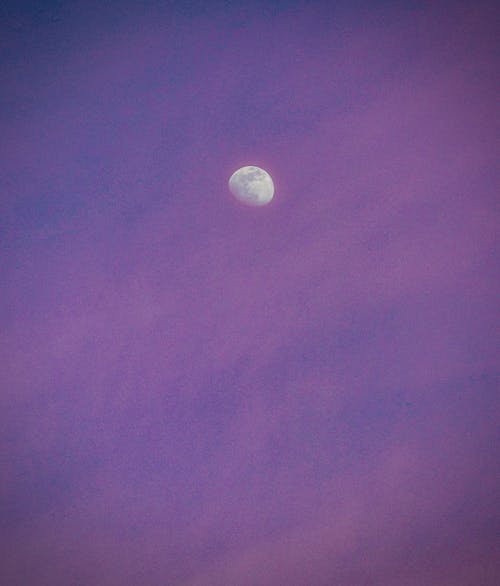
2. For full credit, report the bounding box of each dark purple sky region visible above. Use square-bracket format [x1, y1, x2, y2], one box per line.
[1, 1, 499, 584]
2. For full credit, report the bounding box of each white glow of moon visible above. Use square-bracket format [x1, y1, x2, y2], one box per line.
[228, 166, 274, 206]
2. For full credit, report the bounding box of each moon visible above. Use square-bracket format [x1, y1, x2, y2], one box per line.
[228, 166, 274, 206]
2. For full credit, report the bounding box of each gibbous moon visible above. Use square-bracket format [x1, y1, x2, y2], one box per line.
[228, 166, 274, 206]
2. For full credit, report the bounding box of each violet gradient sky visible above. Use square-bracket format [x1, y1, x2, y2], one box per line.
[1, 1, 499, 585]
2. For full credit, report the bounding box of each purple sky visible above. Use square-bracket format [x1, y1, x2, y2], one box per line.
[1, 1, 499, 584]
